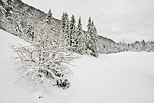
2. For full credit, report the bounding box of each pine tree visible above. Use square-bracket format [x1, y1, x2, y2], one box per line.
[76, 17, 84, 54]
[46, 9, 52, 24]
[91, 21, 99, 57]
[69, 15, 76, 51]
[61, 13, 70, 41]
[141, 40, 146, 51]
[86, 17, 92, 53]
[61, 13, 68, 32]
[61, 13, 66, 32]
[86, 17, 98, 57]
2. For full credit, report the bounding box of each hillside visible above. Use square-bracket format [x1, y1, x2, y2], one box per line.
[0, 0, 115, 46]
[98, 35, 115, 44]
[1, 29, 154, 103]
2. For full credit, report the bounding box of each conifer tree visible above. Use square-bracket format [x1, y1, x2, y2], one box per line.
[46, 9, 52, 24]
[91, 21, 99, 56]
[86, 17, 98, 57]
[61, 13, 70, 41]
[61, 13, 68, 32]
[76, 17, 84, 54]
[61, 13, 66, 32]
[69, 15, 76, 51]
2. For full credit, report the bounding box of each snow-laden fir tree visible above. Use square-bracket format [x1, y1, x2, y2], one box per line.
[61, 13, 70, 41]
[91, 21, 99, 56]
[12, 15, 74, 90]
[46, 9, 52, 24]
[76, 17, 84, 54]
[61, 13, 66, 32]
[86, 17, 99, 57]
[69, 15, 76, 51]
[61, 13, 68, 32]
[141, 40, 146, 51]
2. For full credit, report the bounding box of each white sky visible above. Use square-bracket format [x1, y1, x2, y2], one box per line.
[22, 0, 154, 43]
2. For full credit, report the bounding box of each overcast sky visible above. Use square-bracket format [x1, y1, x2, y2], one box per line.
[23, 0, 154, 42]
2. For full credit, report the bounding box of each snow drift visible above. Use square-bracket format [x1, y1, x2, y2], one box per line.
[0, 30, 154, 103]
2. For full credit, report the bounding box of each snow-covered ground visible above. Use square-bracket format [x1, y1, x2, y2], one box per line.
[0, 30, 154, 103]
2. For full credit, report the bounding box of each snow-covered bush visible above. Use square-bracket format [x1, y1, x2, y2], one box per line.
[12, 18, 75, 90]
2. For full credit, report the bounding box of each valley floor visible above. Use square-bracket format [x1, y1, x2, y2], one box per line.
[0, 30, 154, 103]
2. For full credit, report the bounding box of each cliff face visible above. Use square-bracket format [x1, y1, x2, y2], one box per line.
[0, 0, 115, 48]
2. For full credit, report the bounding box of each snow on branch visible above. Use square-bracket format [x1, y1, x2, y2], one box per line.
[12, 19, 76, 90]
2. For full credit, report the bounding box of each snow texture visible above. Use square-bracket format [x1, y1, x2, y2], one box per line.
[1, 29, 154, 103]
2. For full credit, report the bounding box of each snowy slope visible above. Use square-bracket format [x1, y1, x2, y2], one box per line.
[0, 30, 35, 103]
[0, 30, 154, 103]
